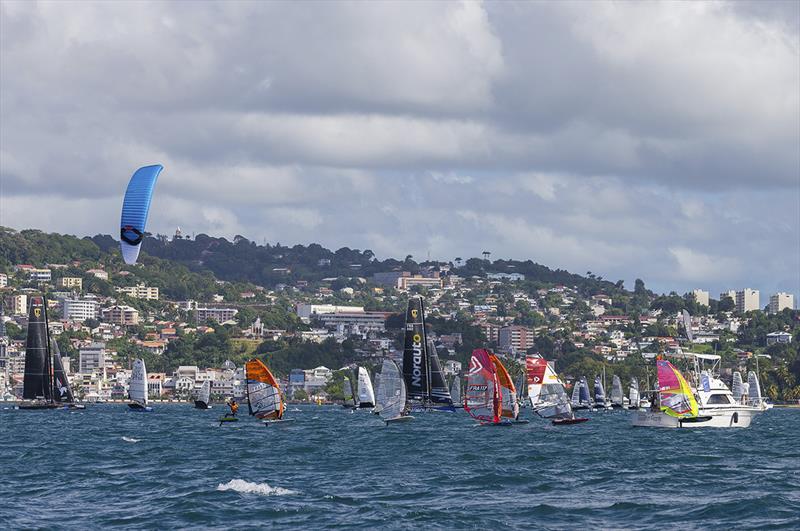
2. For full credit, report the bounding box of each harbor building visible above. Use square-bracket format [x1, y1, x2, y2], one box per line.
[101, 305, 140, 325]
[79, 343, 106, 374]
[769, 293, 794, 314]
[117, 284, 159, 300]
[59, 277, 83, 290]
[498, 325, 534, 352]
[195, 307, 238, 323]
[62, 298, 99, 321]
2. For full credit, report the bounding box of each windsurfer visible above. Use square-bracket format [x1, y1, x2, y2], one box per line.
[229, 399, 239, 417]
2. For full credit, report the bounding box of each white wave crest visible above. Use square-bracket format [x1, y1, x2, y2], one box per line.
[217, 479, 297, 496]
[122, 436, 140, 443]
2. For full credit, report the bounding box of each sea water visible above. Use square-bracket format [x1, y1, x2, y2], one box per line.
[1, 405, 798, 529]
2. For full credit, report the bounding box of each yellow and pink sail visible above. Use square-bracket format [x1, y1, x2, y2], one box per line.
[657, 360, 698, 418]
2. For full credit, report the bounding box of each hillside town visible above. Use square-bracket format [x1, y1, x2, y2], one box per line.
[1, 229, 797, 403]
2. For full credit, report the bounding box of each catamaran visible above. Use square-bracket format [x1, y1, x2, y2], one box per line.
[245, 358, 289, 424]
[610, 374, 625, 408]
[128, 358, 152, 412]
[526, 356, 588, 425]
[571, 376, 592, 410]
[194, 380, 212, 409]
[19, 296, 60, 410]
[378, 359, 413, 424]
[465, 349, 510, 426]
[402, 297, 454, 412]
[356, 366, 376, 409]
[490, 353, 527, 423]
[632, 354, 768, 428]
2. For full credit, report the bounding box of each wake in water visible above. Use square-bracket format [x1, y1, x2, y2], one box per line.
[121, 436, 140, 443]
[217, 479, 297, 496]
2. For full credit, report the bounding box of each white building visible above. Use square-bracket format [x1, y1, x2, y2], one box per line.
[79, 343, 106, 374]
[0, 273, 7, 288]
[29, 268, 52, 282]
[769, 293, 794, 314]
[735, 289, 760, 313]
[195, 307, 238, 323]
[296, 304, 364, 320]
[9, 294, 27, 315]
[692, 289, 709, 307]
[59, 277, 83, 290]
[62, 298, 99, 321]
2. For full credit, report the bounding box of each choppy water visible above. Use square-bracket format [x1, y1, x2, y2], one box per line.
[1, 404, 798, 530]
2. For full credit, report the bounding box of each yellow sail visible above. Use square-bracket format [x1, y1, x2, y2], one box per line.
[657, 360, 698, 418]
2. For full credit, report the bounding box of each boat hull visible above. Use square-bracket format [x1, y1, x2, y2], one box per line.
[552, 417, 589, 425]
[128, 403, 153, 412]
[385, 415, 415, 424]
[631, 409, 758, 428]
[17, 402, 59, 410]
[194, 401, 211, 409]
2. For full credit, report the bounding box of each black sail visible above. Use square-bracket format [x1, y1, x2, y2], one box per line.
[22, 296, 52, 401]
[427, 339, 453, 405]
[51, 340, 74, 403]
[402, 296, 429, 401]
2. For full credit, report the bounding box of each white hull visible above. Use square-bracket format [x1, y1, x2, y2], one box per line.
[631, 408, 759, 428]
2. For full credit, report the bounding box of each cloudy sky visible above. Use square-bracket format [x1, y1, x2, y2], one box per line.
[1, 1, 798, 298]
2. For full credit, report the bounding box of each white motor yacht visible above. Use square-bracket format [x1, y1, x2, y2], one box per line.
[632, 352, 768, 429]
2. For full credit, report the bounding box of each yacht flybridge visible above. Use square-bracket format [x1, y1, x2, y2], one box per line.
[632, 352, 769, 429]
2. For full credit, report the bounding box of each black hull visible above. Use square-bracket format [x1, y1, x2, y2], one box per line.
[18, 402, 59, 410]
[357, 403, 375, 409]
[194, 401, 211, 409]
[552, 417, 590, 425]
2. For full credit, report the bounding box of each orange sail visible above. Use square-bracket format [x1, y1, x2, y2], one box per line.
[490, 354, 519, 419]
[245, 359, 284, 420]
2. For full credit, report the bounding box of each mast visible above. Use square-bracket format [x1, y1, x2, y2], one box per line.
[421, 298, 432, 404]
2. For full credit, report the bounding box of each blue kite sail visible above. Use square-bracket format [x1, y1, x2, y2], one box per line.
[120, 165, 163, 264]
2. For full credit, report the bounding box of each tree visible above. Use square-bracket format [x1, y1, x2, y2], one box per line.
[718, 296, 735, 312]
[293, 389, 309, 401]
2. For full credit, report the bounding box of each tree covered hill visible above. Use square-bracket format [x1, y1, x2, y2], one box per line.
[1, 226, 631, 297]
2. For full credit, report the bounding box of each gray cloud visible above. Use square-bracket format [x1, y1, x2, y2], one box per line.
[1, 0, 798, 298]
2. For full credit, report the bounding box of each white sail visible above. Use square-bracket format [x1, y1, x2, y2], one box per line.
[129, 358, 148, 406]
[747, 371, 762, 406]
[732, 371, 744, 403]
[532, 364, 572, 419]
[343, 376, 355, 407]
[378, 359, 406, 421]
[197, 380, 211, 405]
[570, 379, 581, 406]
[450, 376, 461, 406]
[629, 378, 640, 407]
[357, 366, 376, 407]
[682, 309, 694, 342]
[610, 375, 624, 406]
[372, 372, 384, 413]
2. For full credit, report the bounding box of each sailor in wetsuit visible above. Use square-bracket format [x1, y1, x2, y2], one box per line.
[229, 399, 239, 417]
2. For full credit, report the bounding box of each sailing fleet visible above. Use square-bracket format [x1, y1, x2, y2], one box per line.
[11, 295, 771, 430]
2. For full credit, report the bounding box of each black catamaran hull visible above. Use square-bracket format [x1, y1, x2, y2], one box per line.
[194, 400, 211, 409]
[552, 417, 589, 425]
[128, 403, 152, 412]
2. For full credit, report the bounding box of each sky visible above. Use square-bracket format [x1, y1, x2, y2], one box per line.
[1, 0, 798, 300]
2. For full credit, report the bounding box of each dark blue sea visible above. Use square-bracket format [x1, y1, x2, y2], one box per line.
[1, 404, 798, 529]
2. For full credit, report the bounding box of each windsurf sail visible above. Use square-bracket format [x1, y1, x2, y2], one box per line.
[129, 358, 149, 407]
[427, 339, 453, 406]
[747, 371, 762, 407]
[120, 164, 163, 265]
[629, 378, 640, 407]
[610, 375, 624, 407]
[516, 371, 526, 403]
[527, 357, 572, 419]
[378, 359, 407, 422]
[357, 366, 376, 408]
[245, 359, 284, 420]
[195, 380, 211, 408]
[51, 339, 74, 403]
[372, 371, 384, 413]
[465, 349, 502, 423]
[402, 296, 429, 401]
[732, 371, 744, 403]
[22, 296, 53, 401]
[570, 379, 581, 406]
[490, 354, 519, 419]
[342, 375, 355, 407]
[657, 360, 698, 418]
[682, 309, 694, 342]
[450, 376, 461, 406]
